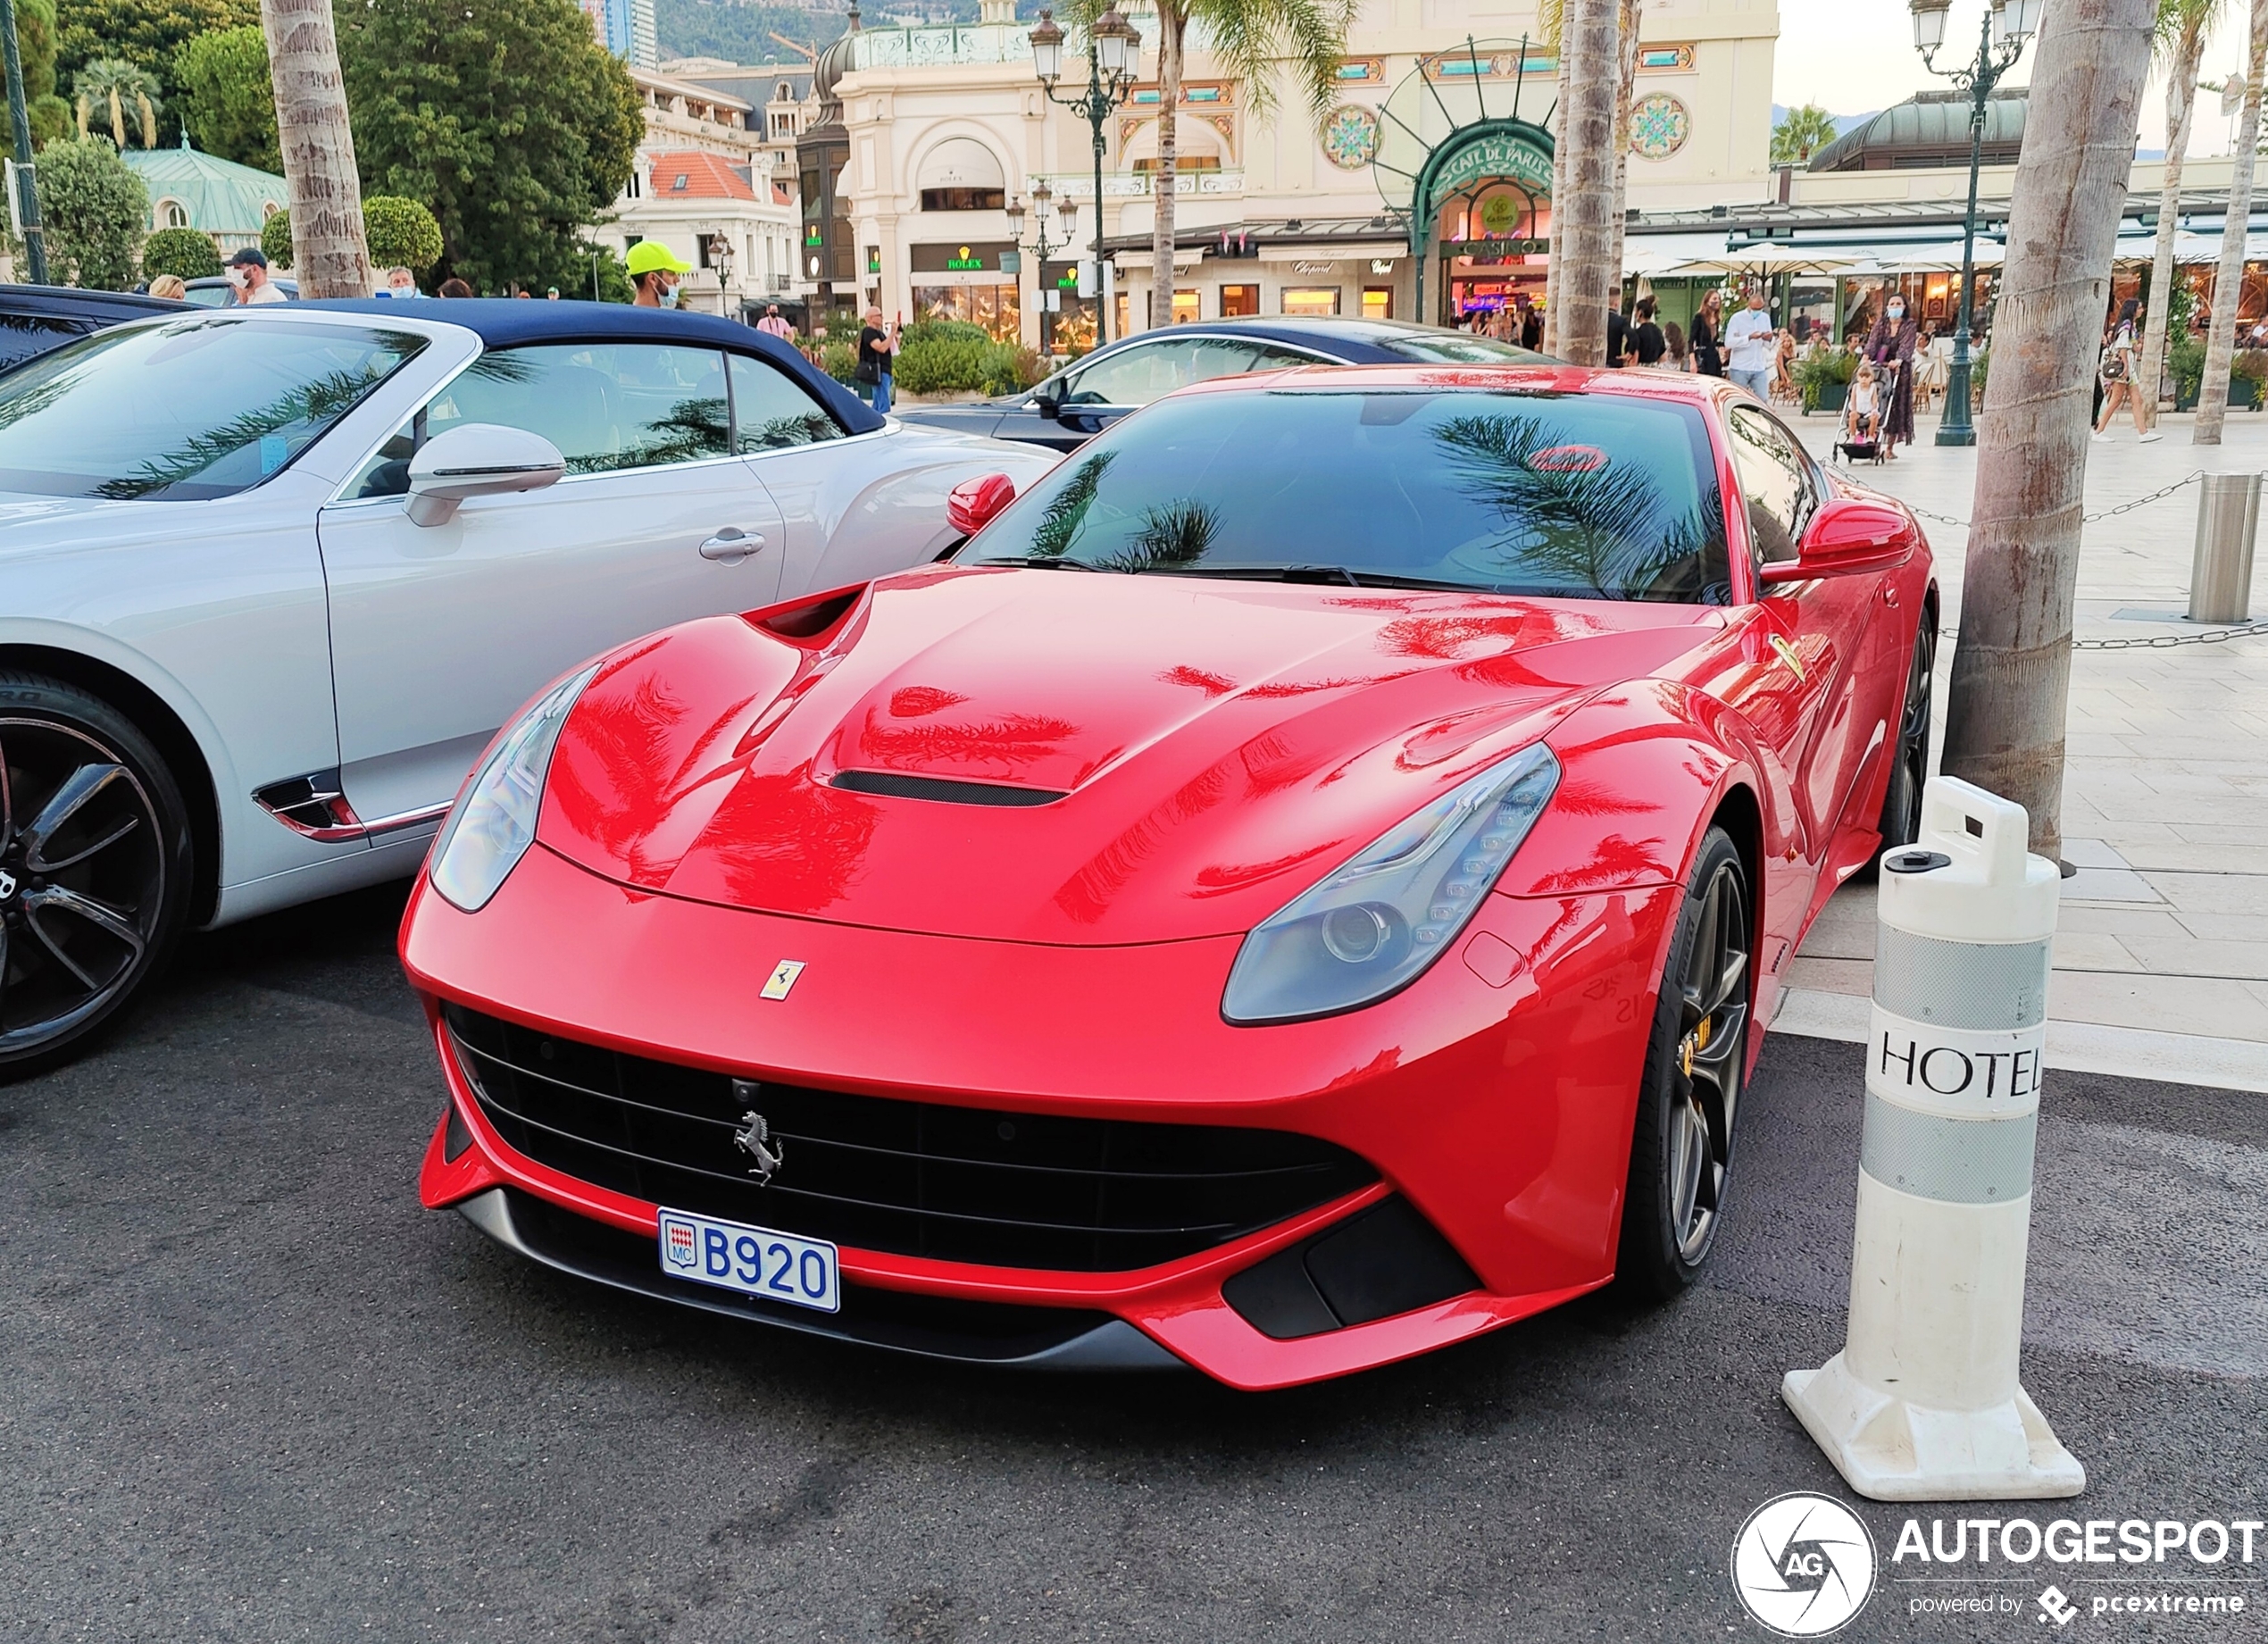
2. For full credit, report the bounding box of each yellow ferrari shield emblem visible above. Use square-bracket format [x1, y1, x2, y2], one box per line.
[761, 960, 806, 1001]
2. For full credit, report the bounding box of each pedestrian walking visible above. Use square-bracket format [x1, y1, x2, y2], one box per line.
[438, 278, 474, 298]
[1606, 303, 1630, 368]
[1521, 304, 1543, 351]
[856, 306, 897, 414]
[1862, 294, 1920, 460]
[626, 241, 692, 308]
[146, 274, 186, 300]
[224, 246, 288, 305]
[1690, 290, 1726, 378]
[379, 266, 418, 299]
[2093, 298, 2156, 442]
[1663, 319, 1688, 371]
[1630, 296, 1666, 367]
[757, 305, 796, 341]
[1724, 286, 1777, 398]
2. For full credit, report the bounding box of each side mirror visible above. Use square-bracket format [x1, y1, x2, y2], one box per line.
[1758, 495, 1913, 584]
[405, 422, 567, 527]
[1033, 374, 1065, 421]
[947, 472, 1017, 538]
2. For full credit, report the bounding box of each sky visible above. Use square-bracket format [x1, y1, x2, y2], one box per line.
[1772, 0, 2250, 158]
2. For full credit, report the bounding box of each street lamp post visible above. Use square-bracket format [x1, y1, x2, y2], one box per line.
[1911, 0, 2038, 446]
[1029, 7, 1139, 346]
[708, 232, 736, 319]
[0, 0, 48, 284]
[1006, 179, 1080, 355]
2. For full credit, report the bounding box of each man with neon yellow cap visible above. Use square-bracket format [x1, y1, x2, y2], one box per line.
[626, 241, 693, 308]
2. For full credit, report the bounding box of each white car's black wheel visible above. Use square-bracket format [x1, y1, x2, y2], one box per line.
[1617, 826, 1751, 1298]
[0, 675, 192, 1076]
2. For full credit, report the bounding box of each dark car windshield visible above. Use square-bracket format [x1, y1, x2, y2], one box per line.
[1367, 332, 1552, 365]
[0, 315, 426, 500]
[968, 387, 1730, 604]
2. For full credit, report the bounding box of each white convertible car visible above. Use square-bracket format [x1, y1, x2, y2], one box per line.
[0, 300, 1056, 1070]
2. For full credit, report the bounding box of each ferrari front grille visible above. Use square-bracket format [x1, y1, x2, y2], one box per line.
[442, 1005, 1375, 1273]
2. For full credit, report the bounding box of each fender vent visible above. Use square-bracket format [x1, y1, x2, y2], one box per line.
[830, 771, 1066, 807]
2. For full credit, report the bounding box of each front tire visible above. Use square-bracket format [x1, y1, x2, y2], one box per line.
[0, 673, 193, 1078]
[1875, 615, 1935, 852]
[1616, 826, 1751, 1299]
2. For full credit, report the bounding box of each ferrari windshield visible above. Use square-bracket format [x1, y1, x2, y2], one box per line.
[0, 315, 427, 501]
[969, 388, 1731, 603]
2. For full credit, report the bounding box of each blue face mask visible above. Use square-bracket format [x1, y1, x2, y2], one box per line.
[658, 283, 680, 309]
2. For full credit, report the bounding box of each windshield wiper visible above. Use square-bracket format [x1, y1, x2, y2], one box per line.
[1128, 563, 1474, 592]
[970, 554, 1107, 572]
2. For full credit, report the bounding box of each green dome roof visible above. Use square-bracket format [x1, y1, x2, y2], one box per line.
[122, 141, 288, 240]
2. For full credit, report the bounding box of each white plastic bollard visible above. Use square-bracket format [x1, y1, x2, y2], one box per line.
[1781, 776, 2083, 1500]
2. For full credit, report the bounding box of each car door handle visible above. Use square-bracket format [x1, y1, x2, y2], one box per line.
[699, 529, 767, 563]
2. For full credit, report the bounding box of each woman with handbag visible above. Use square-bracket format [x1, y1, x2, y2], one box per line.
[1689, 289, 1726, 377]
[2093, 298, 2155, 440]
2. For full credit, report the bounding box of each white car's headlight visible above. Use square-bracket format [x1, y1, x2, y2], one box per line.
[429, 663, 599, 913]
[1222, 744, 1560, 1025]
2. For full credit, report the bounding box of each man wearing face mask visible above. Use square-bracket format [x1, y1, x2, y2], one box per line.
[626, 241, 694, 308]
[225, 246, 288, 305]
[1863, 293, 1921, 460]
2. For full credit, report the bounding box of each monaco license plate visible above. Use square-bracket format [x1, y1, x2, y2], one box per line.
[657, 1207, 840, 1314]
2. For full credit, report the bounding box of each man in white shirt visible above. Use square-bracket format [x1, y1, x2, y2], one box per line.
[225, 246, 288, 305]
[1724, 286, 1777, 400]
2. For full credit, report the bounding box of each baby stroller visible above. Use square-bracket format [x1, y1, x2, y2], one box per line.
[1838, 359, 1897, 464]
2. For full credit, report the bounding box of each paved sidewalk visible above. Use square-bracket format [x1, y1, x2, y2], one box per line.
[1782, 408, 2268, 1092]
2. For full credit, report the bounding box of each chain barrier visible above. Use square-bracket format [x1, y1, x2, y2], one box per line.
[1938, 619, 2268, 649]
[1822, 464, 2214, 528]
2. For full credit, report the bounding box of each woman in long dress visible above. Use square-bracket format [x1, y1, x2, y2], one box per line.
[1863, 297, 1921, 459]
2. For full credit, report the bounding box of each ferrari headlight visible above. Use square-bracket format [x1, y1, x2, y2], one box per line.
[429, 663, 598, 913]
[1222, 744, 1560, 1025]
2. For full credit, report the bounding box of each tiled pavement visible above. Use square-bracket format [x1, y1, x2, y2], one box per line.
[1780, 407, 2268, 1092]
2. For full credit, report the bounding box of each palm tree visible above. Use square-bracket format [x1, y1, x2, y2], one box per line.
[1541, 0, 1567, 349]
[260, 0, 373, 299]
[2137, 0, 2225, 429]
[1770, 103, 1839, 166]
[1941, 0, 2157, 855]
[1605, 0, 1642, 319]
[2196, 0, 2267, 442]
[1071, 0, 1354, 330]
[73, 61, 160, 150]
[1551, 0, 1621, 365]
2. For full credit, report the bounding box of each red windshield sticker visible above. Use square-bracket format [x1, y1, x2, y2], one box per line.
[1527, 444, 1610, 473]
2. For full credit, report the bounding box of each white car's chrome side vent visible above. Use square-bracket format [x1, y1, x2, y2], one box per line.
[254, 769, 449, 843]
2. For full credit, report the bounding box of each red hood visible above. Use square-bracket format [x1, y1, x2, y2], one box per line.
[535, 566, 1722, 944]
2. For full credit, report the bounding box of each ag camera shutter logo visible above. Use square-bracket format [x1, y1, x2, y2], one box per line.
[1731, 1492, 1879, 1636]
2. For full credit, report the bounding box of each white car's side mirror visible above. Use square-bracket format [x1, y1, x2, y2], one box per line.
[405, 422, 567, 527]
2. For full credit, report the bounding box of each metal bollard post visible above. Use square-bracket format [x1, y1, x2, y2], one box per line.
[2189, 471, 2260, 623]
[1782, 776, 2083, 1501]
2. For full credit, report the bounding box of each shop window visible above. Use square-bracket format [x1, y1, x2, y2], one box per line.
[1281, 287, 1341, 317]
[1220, 283, 1258, 317]
[1362, 287, 1392, 321]
[1172, 288, 1200, 324]
[913, 283, 1021, 343]
[1115, 293, 1131, 337]
[920, 186, 1006, 212]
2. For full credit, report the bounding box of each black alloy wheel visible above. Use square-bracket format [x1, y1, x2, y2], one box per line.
[0, 674, 191, 1076]
[1875, 618, 1935, 852]
[1617, 826, 1752, 1298]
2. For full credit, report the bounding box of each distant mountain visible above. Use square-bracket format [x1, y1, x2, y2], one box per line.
[1772, 104, 1879, 138]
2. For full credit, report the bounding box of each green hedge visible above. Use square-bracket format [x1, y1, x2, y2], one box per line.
[891, 335, 1043, 396]
[142, 226, 221, 280]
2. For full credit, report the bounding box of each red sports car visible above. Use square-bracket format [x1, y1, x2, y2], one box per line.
[403, 364, 1936, 1389]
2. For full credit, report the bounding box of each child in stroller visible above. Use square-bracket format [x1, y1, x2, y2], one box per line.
[1839, 360, 1891, 463]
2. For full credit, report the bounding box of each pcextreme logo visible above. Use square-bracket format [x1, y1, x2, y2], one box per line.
[1731, 1492, 1879, 1636]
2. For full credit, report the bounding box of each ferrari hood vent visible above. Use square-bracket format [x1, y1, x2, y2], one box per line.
[830, 770, 1066, 807]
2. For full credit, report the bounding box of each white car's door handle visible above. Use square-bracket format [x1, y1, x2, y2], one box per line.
[699, 529, 767, 563]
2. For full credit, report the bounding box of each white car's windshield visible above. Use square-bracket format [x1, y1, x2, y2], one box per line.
[0, 315, 427, 501]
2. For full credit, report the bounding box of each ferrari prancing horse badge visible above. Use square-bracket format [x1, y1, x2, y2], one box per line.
[761, 959, 805, 1000]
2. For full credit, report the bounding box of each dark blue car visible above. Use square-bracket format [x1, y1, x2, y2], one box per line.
[895, 315, 1549, 451]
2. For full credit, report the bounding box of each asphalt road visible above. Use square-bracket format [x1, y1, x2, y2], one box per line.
[4, 881, 2264, 1643]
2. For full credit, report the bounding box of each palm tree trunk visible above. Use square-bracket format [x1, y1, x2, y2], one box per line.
[1940, 0, 2156, 855]
[2138, 17, 2205, 426]
[1544, 45, 1571, 351]
[1553, 0, 1619, 365]
[1150, 3, 1185, 330]
[262, 0, 371, 299]
[106, 87, 122, 149]
[2196, 0, 2267, 443]
[1605, 0, 1641, 321]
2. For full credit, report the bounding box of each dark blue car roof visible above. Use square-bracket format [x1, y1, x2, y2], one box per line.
[302, 297, 883, 435]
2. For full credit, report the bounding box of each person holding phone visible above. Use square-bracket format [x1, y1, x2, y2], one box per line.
[857, 307, 897, 414]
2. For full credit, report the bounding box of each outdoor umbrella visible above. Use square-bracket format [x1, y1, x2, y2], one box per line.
[1663, 244, 1860, 280]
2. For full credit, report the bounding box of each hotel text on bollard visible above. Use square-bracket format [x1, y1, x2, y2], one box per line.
[1782, 776, 2084, 1501]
